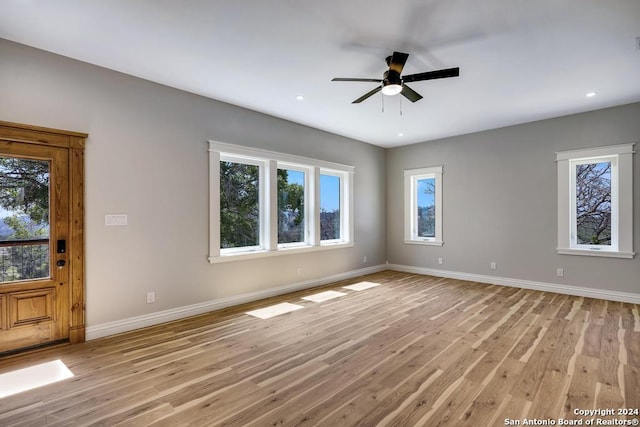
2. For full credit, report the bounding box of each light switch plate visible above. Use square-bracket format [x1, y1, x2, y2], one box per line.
[105, 214, 128, 226]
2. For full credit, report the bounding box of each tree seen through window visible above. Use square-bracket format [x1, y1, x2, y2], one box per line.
[0, 157, 50, 282]
[278, 169, 305, 244]
[575, 161, 611, 245]
[219, 161, 260, 249]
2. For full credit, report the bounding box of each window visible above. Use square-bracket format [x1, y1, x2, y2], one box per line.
[404, 166, 443, 246]
[0, 157, 50, 282]
[278, 167, 306, 245]
[556, 143, 634, 258]
[574, 160, 612, 247]
[320, 173, 341, 242]
[209, 141, 354, 262]
[220, 160, 261, 251]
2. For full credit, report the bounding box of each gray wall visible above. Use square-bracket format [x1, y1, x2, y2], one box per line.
[387, 102, 640, 294]
[0, 39, 387, 326]
[2, 36, 637, 332]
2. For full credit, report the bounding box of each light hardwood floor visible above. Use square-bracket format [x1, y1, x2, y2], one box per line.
[0, 271, 638, 426]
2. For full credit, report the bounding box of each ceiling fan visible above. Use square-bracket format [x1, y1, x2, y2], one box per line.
[332, 51, 459, 104]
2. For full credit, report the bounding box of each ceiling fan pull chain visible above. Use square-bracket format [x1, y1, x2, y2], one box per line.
[381, 89, 384, 113]
[400, 94, 403, 116]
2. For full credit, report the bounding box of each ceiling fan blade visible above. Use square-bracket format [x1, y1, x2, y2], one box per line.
[402, 67, 460, 83]
[332, 77, 383, 82]
[401, 84, 423, 103]
[388, 51, 409, 74]
[352, 86, 382, 103]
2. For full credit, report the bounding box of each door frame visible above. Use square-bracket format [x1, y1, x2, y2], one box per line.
[0, 120, 87, 345]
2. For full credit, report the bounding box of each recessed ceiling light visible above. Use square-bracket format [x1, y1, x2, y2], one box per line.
[586, 92, 597, 98]
[296, 95, 304, 101]
[398, 132, 404, 137]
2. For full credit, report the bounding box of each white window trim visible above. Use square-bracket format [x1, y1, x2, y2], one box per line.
[277, 162, 312, 249]
[404, 166, 443, 246]
[209, 140, 354, 263]
[556, 143, 635, 259]
[218, 154, 267, 255]
[319, 169, 349, 246]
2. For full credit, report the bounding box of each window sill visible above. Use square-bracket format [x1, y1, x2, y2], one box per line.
[557, 248, 635, 259]
[404, 239, 444, 247]
[209, 241, 355, 263]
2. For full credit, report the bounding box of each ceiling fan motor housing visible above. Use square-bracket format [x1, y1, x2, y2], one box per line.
[383, 70, 402, 87]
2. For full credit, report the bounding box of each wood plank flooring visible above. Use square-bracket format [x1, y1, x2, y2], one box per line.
[0, 271, 638, 426]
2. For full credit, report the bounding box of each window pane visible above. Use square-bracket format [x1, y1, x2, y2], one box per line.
[220, 161, 260, 249]
[575, 161, 611, 245]
[417, 177, 435, 238]
[0, 157, 50, 283]
[278, 169, 305, 244]
[320, 174, 340, 240]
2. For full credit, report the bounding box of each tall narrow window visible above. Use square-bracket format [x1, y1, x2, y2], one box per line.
[557, 143, 634, 258]
[220, 160, 260, 250]
[417, 177, 436, 238]
[404, 166, 443, 246]
[278, 168, 305, 245]
[320, 174, 341, 241]
[574, 160, 612, 247]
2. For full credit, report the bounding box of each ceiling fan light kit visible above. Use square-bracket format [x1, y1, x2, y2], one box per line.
[381, 84, 402, 96]
[332, 51, 459, 104]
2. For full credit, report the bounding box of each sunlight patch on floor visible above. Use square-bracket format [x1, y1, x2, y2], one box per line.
[246, 302, 304, 319]
[343, 281, 380, 291]
[301, 290, 346, 303]
[0, 359, 74, 399]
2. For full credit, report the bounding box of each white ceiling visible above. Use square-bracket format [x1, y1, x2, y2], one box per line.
[1, 1, 639, 148]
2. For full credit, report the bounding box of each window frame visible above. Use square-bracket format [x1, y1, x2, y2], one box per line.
[209, 141, 354, 263]
[404, 166, 444, 246]
[319, 170, 344, 245]
[570, 156, 618, 252]
[218, 155, 266, 255]
[277, 163, 311, 249]
[556, 143, 635, 259]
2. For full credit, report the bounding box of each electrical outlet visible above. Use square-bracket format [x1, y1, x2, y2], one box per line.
[438, 258, 443, 265]
[146, 291, 155, 304]
[490, 262, 497, 270]
[363, 256, 367, 263]
[296, 268, 302, 276]
[556, 268, 564, 277]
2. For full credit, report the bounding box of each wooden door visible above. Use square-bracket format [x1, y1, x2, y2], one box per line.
[0, 122, 86, 356]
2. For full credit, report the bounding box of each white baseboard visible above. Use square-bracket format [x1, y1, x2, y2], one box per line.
[86, 264, 386, 340]
[87, 262, 639, 341]
[387, 263, 640, 304]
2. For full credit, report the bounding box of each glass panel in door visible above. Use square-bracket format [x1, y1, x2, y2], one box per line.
[0, 157, 50, 283]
